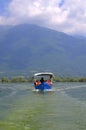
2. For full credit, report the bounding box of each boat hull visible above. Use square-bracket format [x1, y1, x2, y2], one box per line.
[35, 82, 51, 91]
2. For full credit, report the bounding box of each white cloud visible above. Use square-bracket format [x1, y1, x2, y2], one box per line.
[0, 0, 86, 36]
[0, 16, 5, 24]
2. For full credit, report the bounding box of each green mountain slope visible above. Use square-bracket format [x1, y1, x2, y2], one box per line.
[0, 24, 86, 77]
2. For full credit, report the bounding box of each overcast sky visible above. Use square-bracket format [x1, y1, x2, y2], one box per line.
[0, 0, 86, 36]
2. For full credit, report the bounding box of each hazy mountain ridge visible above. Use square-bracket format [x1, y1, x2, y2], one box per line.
[0, 24, 86, 77]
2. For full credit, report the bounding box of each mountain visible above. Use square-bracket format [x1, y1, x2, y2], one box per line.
[73, 34, 86, 40]
[0, 24, 86, 77]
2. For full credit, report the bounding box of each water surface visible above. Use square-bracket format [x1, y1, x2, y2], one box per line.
[0, 82, 86, 130]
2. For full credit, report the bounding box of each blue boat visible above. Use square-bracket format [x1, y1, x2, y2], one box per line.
[33, 72, 54, 91]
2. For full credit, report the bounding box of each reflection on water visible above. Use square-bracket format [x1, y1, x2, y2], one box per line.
[0, 82, 86, 130]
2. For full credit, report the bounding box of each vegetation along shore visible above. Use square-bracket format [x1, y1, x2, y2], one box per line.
[1, 76, 86, 83]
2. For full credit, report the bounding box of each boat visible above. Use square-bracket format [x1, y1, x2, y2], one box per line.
[33, 72, 54, 91]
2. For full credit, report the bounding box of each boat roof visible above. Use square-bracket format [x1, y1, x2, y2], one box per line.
[33, 72, 54, 77]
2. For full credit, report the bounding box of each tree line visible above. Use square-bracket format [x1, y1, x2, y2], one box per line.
[1, 76, 86, 83]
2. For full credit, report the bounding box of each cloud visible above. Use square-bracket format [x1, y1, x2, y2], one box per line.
[58, 0, 64, 7]
[0, 0, 86, 36]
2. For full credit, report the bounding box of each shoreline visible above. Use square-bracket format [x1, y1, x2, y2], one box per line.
[0, 76, 86, 83]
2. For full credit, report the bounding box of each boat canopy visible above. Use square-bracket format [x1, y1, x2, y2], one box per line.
[33, 72, 54, 78]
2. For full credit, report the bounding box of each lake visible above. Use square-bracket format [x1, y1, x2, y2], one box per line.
[0, 82, 86, 130]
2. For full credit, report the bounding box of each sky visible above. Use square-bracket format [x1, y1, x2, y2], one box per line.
[0, 0, 86, 36]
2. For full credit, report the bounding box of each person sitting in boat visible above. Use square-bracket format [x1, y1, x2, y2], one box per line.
[40, 77, 44, 83]
[34, 80, 41, 86]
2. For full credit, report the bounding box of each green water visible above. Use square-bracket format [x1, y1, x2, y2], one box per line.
[0, 82, 86, 130]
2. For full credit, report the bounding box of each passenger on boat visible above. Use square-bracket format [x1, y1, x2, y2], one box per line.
[34, 80, 41, 86]
[40, 77, 44, 83]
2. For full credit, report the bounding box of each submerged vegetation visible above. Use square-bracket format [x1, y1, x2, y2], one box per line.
[1, 76, 86, 83]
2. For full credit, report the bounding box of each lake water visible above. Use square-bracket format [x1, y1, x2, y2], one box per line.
[0, 82, 86, 130]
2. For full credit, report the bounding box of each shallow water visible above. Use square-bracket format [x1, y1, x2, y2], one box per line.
[0, 82, 86, 130]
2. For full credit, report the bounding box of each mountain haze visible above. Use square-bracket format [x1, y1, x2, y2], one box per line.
[0, 24, 86, 77]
